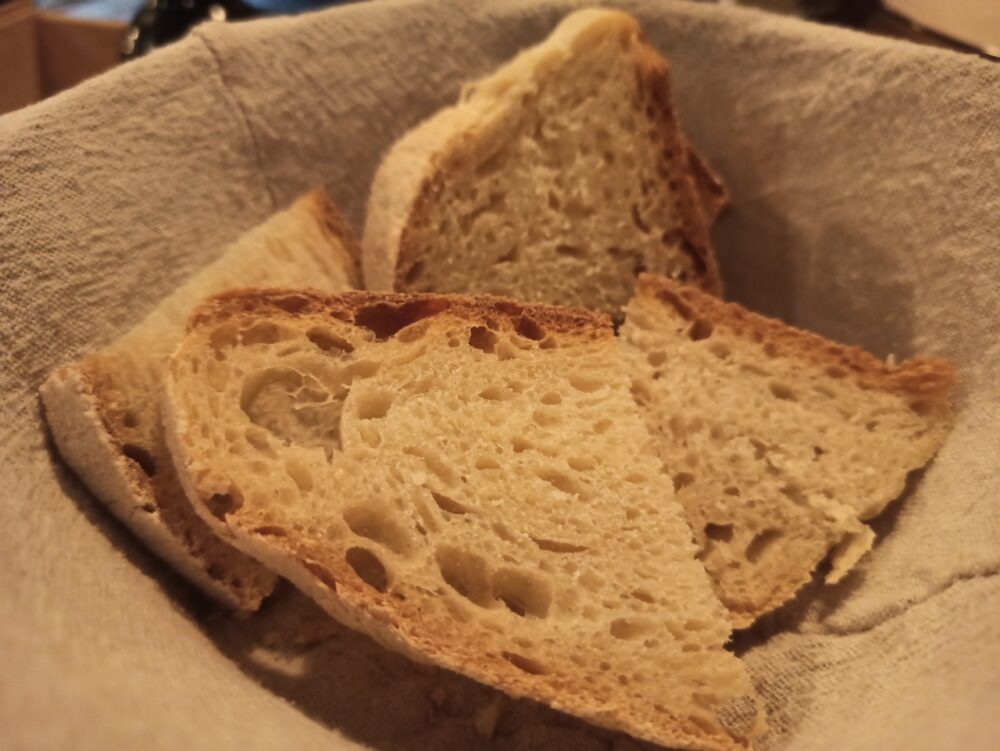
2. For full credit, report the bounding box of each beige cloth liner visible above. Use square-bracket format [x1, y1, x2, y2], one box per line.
[1, 1, 997, 749]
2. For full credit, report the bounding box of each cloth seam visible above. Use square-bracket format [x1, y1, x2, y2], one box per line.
[195, 31, 278, 212]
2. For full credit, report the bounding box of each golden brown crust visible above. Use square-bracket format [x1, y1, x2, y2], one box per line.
[189, 288, 613, 343]
[306, 187, 364, 288]
[632, 44, 723, 297]
[686, 145, 729, 223]
[635, 273, 955, 405]
[77, 355, 276, 608]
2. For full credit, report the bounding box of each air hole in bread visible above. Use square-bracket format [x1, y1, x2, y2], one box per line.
[704, 523, 734, 543]
[285, 457, 313, 492]
[564, 197, 593, 220]
[501, 651, 546, 675]
[480, 385, 511, 401]
[689, 319, 713, 341]
[253, 525, 288, 537]
[403, 447, 455, 487]
[630, 204, 650, 233]
[825, 365, 848, 379]
[475, 455, 501, 470]
[769, 382, 797, 401]
[646, 351, 667, 367]
[494, 339, 521, 361]
[536, 468, 578, 495]
[403, 261, 425, 285]
[348, 359, 380, 380]
[304, 561, 338, 591]
[345, 547, 389, 592]
[673, 472, 695, 491]
[709, 342, 731, 360]
[122, 443, 156, 477]
[540, 391, 562, 406]
[630, 380, 652, 405]
[763, 342, 779, 358]
[354, 299, 451, 340]
[909, 400, 933, 416]
[210, 325, 238, 357]
[532, 408, 559, 427]
[356, 390, 392, 420]
[515, 316, 546, 341]
[244, 426, 273, 454]
[567, 455, 595, 471]
[593, 418, 612, 434]
[240, 368, 343, 457]
[122, 411, 139, 428]
[240, 322, 286, 346]
[493, 568, 551, 618]
[431, 491, 471, 516]
[655, 288, 693, 321]
[436, 546, 492, 607]
[631, 588, 655, 604]
[272, 294, 311, 314]
[468, 326, 497, 353]
[511, 436, 532, 453]
[343, 504, 413, 555]
[609, 617, 655, 640]
[531, 537, 589, 553]
[780, 484, 807, 505]
[495, 246, 520, 264]
[724, 486, 740, 497]
[745, 529, 782, 564]
[206, 490, 242, 521]
[569, 374, 604, 393]
[555, 244, 586, 259]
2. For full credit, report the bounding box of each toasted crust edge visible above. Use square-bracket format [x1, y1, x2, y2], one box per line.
[164, 288, 755, 751]
[306, 188, 364, 289]
[40, 366, 271, 610]
[635, 274, 955, 405]
[187, 288, 613, 341]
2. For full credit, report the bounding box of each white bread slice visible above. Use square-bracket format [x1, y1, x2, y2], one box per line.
[363, 9, 722, 315]
[40, 190, 361, 610]
[161, 290, 764, 750]
[621, 275, 955, 627]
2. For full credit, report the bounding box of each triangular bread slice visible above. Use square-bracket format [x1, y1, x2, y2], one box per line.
[620, 275, 955, 627]
[162, 290, 764, 750]
[363, 9, 722, 315]
[40, 190, 361, 610]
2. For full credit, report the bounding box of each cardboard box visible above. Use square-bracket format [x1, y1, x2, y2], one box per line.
[0, 0, 125, 115]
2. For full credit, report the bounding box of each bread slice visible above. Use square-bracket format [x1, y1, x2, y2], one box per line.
[40, 189, 361, 610]
[363, 9, 722, 315]
[161, 290, 764, 750]
[620, 275, 955, 627]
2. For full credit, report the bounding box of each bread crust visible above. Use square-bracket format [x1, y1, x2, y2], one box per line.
[40, 188, 362, 609]
[189, 288, 612, 341]
[635, 274, 955, 405]
[362, 9, 724, 301]
[41, 365, 269, 609]
[164, 288, 759, 751]
[306, 188, 364, 288]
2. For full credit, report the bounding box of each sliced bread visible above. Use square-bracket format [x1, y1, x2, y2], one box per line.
[40, 189, 361, 610]
[620, 275, 955, 627]
[363, 9, 723, 315]
[161, 290, 763, 750]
